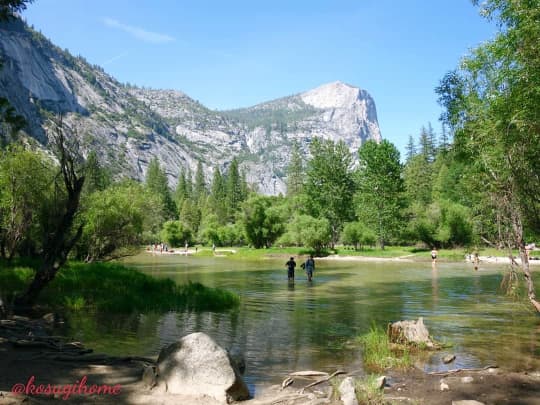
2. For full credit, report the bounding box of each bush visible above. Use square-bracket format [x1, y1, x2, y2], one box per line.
[161, 220, 192, 247]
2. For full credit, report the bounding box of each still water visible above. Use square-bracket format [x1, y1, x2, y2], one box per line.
[64, 254, 540, 393]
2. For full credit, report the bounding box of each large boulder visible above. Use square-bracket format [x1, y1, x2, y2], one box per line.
[156, 332, 250, 403]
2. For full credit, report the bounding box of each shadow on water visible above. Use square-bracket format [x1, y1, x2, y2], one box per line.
[61, 256, 540, 391]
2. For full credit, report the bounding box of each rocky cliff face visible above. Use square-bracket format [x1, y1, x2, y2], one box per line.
[0, 18, 382, 194]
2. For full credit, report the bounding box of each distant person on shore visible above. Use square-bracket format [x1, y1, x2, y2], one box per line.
[285, 257, 296, 282]
[473, 249, 479, 270]
[431, 248, 438, 264]
[301, 255, 315, 282]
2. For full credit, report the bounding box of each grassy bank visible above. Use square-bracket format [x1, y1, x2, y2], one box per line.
[0, 261, 239, 313]
[192, 245, 512, 262]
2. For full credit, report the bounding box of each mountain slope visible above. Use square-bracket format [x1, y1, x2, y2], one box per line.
[0, 18, 382, 194]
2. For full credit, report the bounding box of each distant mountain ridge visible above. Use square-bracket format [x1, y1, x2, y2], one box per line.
[0, 17, 382, 194]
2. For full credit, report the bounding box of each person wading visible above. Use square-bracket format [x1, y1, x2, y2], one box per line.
[302, 255, 315, 282]
[285, 257, 296, 282]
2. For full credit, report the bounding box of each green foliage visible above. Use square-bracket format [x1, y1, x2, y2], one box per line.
[404, 154, 433, 206]
[76, 181, 162, 261]
[193, 161, 207, 202]
[179, 198, 201, 234]
[341, 222, 376, 250]
[0, 145, 56, 258]
[0, 97, 26, 146]
[0, 0, 33, 21]
[436, 0, 540, 243]
[286, 141, 304, 197]
[0, 262, 240, 312]
[242, 195, 286, 248]
[208, 166, 228, 223]
[83, 151, 111, 194]
[145, 157, 176, 219]
[406, 200, 474, 248]
[356, 140, 405, 248]
[222, 98, 318, 130]
[304, 138, 355, 246]
[278, 214, 331, 253]
[161, 220, 192, 247]
[358, 324, 412, 371]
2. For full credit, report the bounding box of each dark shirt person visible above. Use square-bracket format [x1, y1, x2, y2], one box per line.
[285, 257, 296, 281]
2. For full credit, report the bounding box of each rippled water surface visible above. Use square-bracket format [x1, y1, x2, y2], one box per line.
[63, 254, 540, 392]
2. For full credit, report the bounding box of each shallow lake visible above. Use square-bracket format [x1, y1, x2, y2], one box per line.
[62, 254, 540, 394]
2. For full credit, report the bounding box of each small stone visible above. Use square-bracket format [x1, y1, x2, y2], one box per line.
[443, 354, 456, 364]
[461, 376, 474, 384]
[375, 376, 386, 389]
[452, 401, 485, 405]
[440, 382, 450, 391]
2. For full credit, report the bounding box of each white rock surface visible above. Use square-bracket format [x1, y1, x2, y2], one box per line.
[156, 332, 250, 403]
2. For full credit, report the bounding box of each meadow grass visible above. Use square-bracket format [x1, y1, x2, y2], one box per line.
[0, 260, 239, 313]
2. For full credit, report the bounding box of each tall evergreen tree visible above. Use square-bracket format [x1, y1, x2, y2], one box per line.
[174, 169, 188, 207]
[426, 122, 437, 160]
[209, 166, 227, 223]
[185, 168, 193, 200]
[83, 151, 111, 194]
[226, 158, 242, 220]
[194, 161, 207, 202]
[439, 123, 451, 152]
[405, 135, 416, 162]
[145, 157, 176, 219]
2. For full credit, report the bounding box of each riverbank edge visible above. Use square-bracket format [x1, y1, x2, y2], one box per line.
[144, 248, 540, 266]
[2, 328, 540, 405]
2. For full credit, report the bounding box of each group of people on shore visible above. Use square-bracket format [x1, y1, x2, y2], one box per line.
[285, 255, 315, 282]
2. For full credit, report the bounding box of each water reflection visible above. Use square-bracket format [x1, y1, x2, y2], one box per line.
[64, 256, 540, 391]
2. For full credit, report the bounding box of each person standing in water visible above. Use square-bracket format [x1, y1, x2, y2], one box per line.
[285, 257, 296, 281]
[431, 248, 438, 264]
[303, 255, 315, 282]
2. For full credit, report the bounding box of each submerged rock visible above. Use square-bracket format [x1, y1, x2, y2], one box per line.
[156, 332, 250, 403]
[443, 354, 456, 364]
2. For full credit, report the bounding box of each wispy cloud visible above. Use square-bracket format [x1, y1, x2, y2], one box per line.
[102, 17, 174, 44]
[102, 51, 129, 66]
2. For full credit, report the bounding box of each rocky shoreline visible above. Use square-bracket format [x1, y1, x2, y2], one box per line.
[1, 315, 540, 404]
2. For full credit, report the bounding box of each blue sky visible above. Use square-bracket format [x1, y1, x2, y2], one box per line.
[22, 0, 496, 155]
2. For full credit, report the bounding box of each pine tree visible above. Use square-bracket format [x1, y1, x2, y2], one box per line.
[209, 166, 227, 223]
[286, 142, 304, 197]
[226, 158, 242, 221]
[185, 168, 193, 200]
[405, 135, 416, 162]
[174, 169, 187, 206]
[439, 123, 450, 152]
[427, 122, 437, 159]
[145, 157, 177, 219]
[194, 161, 207, 202]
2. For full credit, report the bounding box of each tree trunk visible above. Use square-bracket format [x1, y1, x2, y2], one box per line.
[15, 118, 85, 309]
[519, 245, 540, 312]
[509, 198, 540, 313]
